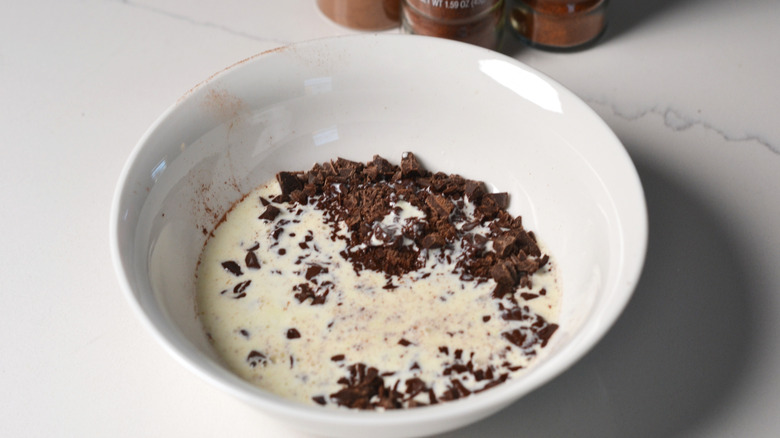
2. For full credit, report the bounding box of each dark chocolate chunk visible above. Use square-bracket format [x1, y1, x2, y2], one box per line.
[490, 261, 517, 285]
[245, 251, 261, 270]
[221, 260, 243, 276]
[425, 194, 455, 217]
[259, 204, 281, 221]
[502, 329, 528, 348]
[492, 233, 518, 258]
[305, 264, 327, 280]
[483, 192, 509, 210]
[330, 363, 388, 409]
[464, 180, 486, 201]
[312, 395, 327, 405]
[400, 152, 424, 177]
[246, 350, 268, 367]
[276, 171, 303, 197]
[421, 232, 445, 249]
[405, 377, 427, 397]
[286, 328, 301, 339]
[230, 280, 251, 299]
[292, 282, 330, 305]
[331, 354, 345, 362]
[538, 323, 559, 347]
[398, 338, 412, 347]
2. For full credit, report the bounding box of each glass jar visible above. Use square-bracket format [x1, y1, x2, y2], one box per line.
[401, 0, 505, 50]
[317, 0, 401, 31]
[509, 0, 607, 50]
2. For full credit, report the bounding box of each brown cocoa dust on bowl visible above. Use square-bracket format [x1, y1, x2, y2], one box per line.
[509, 0, 607, 50]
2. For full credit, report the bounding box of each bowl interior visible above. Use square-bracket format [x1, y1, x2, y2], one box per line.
[112, 34, 646, 437]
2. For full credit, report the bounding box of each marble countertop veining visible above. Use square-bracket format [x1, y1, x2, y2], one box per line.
[2, 1, 779, 437]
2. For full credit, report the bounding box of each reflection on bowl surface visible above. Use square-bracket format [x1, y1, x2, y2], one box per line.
[110, 34, 647, 438]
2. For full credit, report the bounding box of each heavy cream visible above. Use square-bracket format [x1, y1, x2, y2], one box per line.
[196, 168, 561, 409]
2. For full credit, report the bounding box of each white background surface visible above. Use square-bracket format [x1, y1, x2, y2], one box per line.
[2, 0, 779, 436]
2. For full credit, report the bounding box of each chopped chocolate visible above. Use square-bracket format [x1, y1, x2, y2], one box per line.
[259, 204, 281, 221]
[329, 363, 388, 409]
[398, 338, 413, 347]
[244, 251, 261, 270]
[490, 261, 517, 286]
[221, 260, 243, 276]
[421, 232, 445, 249]
[305, 264, 327, 280]
[246, 350, 268, 368]
[492, 233, 518, 258]
[483, 192, 509, 210]
[426, 194, 455, 217]
[537, 323, 559, 347]
[229, 280, 251, 299]
[400, 152, 424, 177]
[292, 282, 331, 305]
[287, 328, 301, 339]
[276, 171, 303, 198]
[464, 180, 486, 201]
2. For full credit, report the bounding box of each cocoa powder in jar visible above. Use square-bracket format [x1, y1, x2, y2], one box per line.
[509, 0, 607, 50]
[401, 0, 505, 50]
[318, 0, 401, 30]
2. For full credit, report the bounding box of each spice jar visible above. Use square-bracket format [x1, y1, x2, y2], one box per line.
[401, 0, 505, 50]
[509, 0, 607, 50]
[317, 0, 401, 31]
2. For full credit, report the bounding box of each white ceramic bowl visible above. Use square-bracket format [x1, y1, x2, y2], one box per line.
[110, 34, 647, 438]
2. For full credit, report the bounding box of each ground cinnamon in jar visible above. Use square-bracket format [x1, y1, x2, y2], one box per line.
[317, 0, 401, 31]
[509, 0, 607, 50]
[401, 0, 505, 50]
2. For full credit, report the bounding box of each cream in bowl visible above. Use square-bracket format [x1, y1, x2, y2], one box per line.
[196, 152, 561, 409]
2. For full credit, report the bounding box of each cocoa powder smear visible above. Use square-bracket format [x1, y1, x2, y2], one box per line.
[196, 153, 560, 409]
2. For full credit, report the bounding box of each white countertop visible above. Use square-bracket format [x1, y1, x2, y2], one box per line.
[2, 1, 779, 436]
